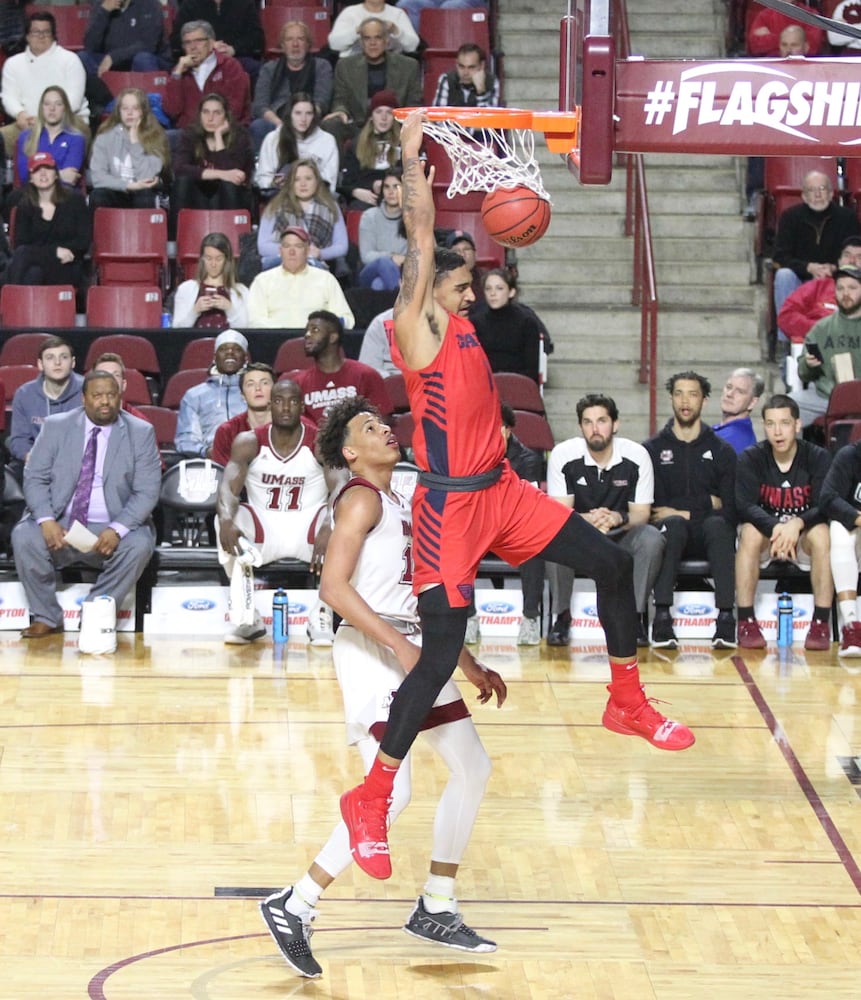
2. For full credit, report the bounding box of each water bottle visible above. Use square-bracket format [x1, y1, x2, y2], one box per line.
[777, 592, 793, 647]
[272, 588, 289, 644]
[161, 311, 172, 328]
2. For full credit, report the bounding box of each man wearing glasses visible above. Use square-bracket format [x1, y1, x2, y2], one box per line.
[772, 169, 858, 345]
[0, 11, 89, 159]
[163, 19, 250, 129]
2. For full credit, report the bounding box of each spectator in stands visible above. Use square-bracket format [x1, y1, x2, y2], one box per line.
[643, 371, 738, 649]
[257, 157, 348, 271]
[328, 0, 419, 59]
[432, 43, 501, 110]
[8, 335, 84, 482]
[323, 18, 421, 149]
[778, 236, 861, 345]
[0, 0, 26, 58]
[357, 306, 397, 375]
[5, 151, 90, 294]
[827, 1, 861, 51]
[13, 85, 86, 203]
[80, 0, 170, 79]
[250, 21, 333, 153]
[396, 0, 487, 32]
[215, 378, 333, 644]
[0, 11, 89, 159]
[211, 362, 275, 466]
[735, 393, 833, 650]
[777, 22, 809, 56]
[12, 369, 161, 642]
[169, 0, 262, 83]
[501, 403, 548, 646]
[445, 229, 483, 303]
[545, 393, 665, 649]
[255, 92, 339, 195]
[293, 310, 391, 426]
[89, 353, 154, 433]
[171, 92, 253, 225]
[358, 168, 406, 290]
[469, 269, 544, 384]
[89, 86, 170, 209]
[164, 20, 251, 129]
[747, 0, 824, 55]
[820, 438, 861, 657]
[794, 265, 861, 426]
[175, 329, 248, 458]
[714, 367, 765, 454]
[772, 170, 858, 342]
[337, 89, 402, 210]
[172, 231, 251, 330]
[247, 227, 355, 329]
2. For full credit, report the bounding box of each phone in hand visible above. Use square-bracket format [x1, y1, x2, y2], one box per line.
[806, 342, 823, 362]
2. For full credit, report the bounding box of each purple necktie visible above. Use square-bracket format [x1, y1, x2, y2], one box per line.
[68, 427, 99, 527]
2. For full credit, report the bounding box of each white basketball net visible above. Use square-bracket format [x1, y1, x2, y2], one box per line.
[422, 119, 551, 203]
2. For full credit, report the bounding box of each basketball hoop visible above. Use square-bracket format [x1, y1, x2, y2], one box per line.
[393, 107, 579, 204]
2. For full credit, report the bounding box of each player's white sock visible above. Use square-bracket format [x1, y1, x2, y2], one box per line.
[422, 874, 457, 914]
[839, 598, 858, 626]
[286, 874, 325, 915]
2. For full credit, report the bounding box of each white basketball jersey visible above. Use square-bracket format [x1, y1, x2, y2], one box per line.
[245, 423, 328, 541]
[341, 478, 416, 625]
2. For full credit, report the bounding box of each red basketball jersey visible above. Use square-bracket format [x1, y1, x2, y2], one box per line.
[389, 312, 505, 477]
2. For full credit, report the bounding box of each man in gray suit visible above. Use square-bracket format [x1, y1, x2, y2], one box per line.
[12, 370, 161, 642]
[323, 16, 421, 149]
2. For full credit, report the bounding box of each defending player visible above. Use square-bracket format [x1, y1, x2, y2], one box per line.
[338, 110, 695, 883]
[259, 396, 505, 977]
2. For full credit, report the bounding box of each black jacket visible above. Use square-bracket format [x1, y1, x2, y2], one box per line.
[772, 201, 859, 281]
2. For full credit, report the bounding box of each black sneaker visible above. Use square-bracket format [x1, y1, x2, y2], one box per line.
[259, 886, 322, 978]
[636, 617, 649, 647]
[650, 609, 678, 649]
[712, 610, 737, 649]
[546, 612, 571, 646]
[403, 897, 497, 953]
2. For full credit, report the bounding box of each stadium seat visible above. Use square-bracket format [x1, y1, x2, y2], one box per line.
[92, 208, 169, 289]
[85, 287, 163, 331]
[101, 70, 170, 100]
[0, 364, 38, 419]
[421, 52, 451, 105]
[419, 7, 490, 56]
[0, 285, 77, 327]
[493, 372, 545, 414]
[434, 209, 504, 269]
[135, 404, 178, 449]
[393, 411, 415, 455]
[824, 379, 861, 450]
[49, 5, 91, 52]
[0, 332, 52, 367]
[175, 208, 252, 281]
[158, 458, 224, 546]
[85, 334, 161, 376]
[383, 372, 409, 414]
[178, 338, 217, 371]
[274, 337, 312, 375]
[260, 6, 330, 57]
[161, 368, 209, 409]
[121, 369, 153, 406]
[0, 380, 4, 432]
[761, 156, 841, 237]
[510, 409, 554, 452]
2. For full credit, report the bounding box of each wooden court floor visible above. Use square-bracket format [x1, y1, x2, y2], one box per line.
[1, 630, 860, 999]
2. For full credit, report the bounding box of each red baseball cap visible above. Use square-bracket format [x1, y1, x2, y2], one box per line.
[28, 151, 57, 174]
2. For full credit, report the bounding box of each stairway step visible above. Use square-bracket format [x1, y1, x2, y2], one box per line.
[629, 34, 722, 58]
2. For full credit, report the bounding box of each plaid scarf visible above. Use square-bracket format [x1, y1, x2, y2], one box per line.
[275, 199, 334, 250]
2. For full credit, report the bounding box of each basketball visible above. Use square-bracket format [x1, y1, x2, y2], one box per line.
[480, 185, 552, 248]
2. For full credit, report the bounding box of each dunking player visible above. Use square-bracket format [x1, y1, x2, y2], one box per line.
[259, 397, 505, 976]
[338, 110, 695, 882]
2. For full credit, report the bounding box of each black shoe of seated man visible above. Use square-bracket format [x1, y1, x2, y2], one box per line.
[636, 616, 649, 648]
[650, 608, 678, 649]
[546, 611, 571, 646]
[711, 610, 737, 649]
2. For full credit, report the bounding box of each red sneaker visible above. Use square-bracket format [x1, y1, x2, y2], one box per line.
[839, 621, 861, 657]
[602, 688, 695, 751]
[804, 619, 831, 651]
[339, 785, 392, 880]
[737, 617, 766, 649]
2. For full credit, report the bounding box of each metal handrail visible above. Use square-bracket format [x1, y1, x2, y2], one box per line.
[615, 0, 660, 433]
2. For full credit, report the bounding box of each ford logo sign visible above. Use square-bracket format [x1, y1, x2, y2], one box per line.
[182, 599, 216, 611]
[678, 603, 714, 616]
[582, 604, 599, 617]
[289, 602, 308, 614]
[480, 601, 515, 614]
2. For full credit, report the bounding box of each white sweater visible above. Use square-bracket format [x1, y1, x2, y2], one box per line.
[328, 3, 419, 56]
[1, 43, 89, 122]
[255, 127, 339, 191]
